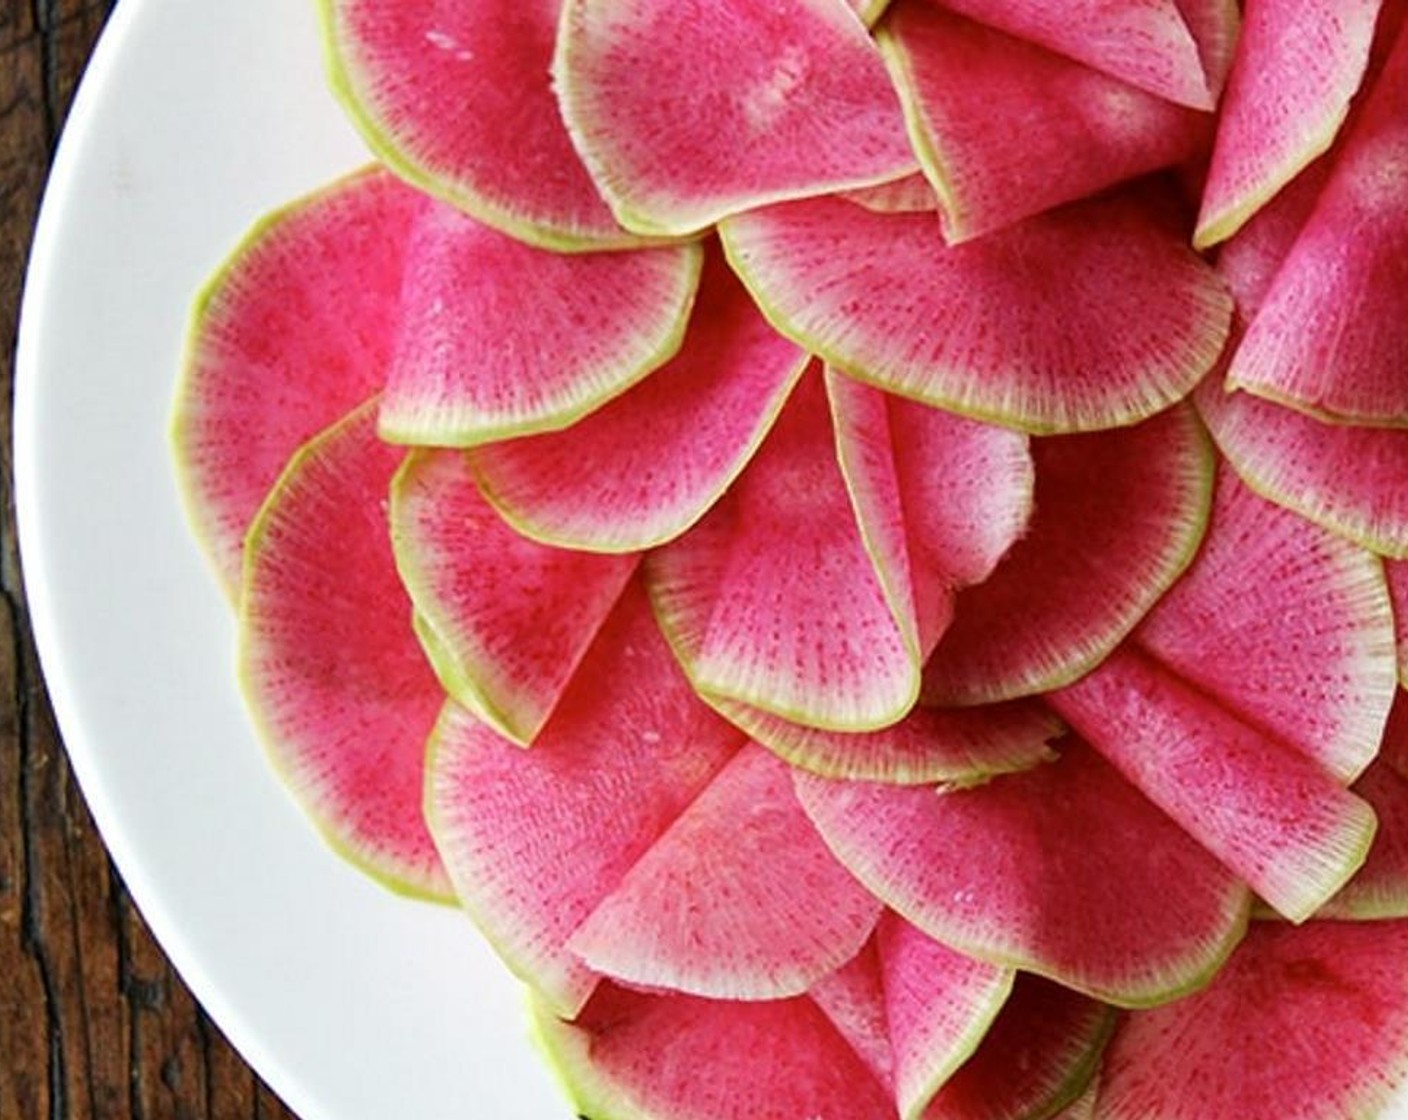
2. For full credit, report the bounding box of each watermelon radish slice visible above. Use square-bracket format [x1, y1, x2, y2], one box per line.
[922, 975, 1114, 1120]
[553, 0, 918, 238]
[877, 913, 1014, 1120]
[1176, 0, 1241, 98]
[379, 203, 701, 447]
[931, 0, 1213, 108]
[1381, 692, 1408, 780]
[425, 582, 743, 1016]
[1316, 761, 1408, 920]
[841, 173, 941, 214]
[533, 982, 896, 1120]
[795, 737, 1252, 1007]
[388, 449, 636, 745]
[808, 941, 896, 1088]
[1095, 920, 1408, 1120]
[712, 697, 1060, 785]
[878, 3, 1209, 243]
[1390, 563, 1408, 682]
[923, 405, 1213, 707]
[1227, 26, 1408, 425]
[237, 401, 449, 900]
[829, 371, 1034, 661]
[466, 245, 807, 552]
[1135, 467, 1397, 783]
[1051, 645, 1378, 923]
[720, 185, 1233, 433]
[566, 744, 883, 1001]
[173, 167, 421, 596]
[646, 369, 919, 732]
[318, 0, 636, 250]
[1054, 1080, 1098, 1120]
[1193, 0, 1383, 248]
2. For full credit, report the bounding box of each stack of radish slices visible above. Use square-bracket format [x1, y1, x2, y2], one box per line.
[172, 0, 1408, 1116]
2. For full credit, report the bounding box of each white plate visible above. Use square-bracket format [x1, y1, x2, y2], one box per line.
[15, 2, 568, 1117]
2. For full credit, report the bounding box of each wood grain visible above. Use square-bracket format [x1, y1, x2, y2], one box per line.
[1, 2, 298, 1116]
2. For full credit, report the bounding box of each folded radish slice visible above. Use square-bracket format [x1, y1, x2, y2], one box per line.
[923, 405, 1213, 706]
[1194, 0, 1383, 248]
[879, 2, 1208, 242]
[647, 369, 919, 732]
[795, 737, 1251, 1007]
[1051, 645, 1378, 923]
[238, 402, 449, 900]
[425, 582, 743, 1016]
[553, 0, 918, 236]
[320, 0, 636, 249]
[713, 697, 1060, 785]
[1136, 468, 1397, 783]
[174, 168, 422, 596]
[1096, 921, 1408, 1120]
[388, 449, 637, 745]
[534, 982, 897, 1120]
[380, 203, 701, 446]
[1315, 761, 1408, 919]
[1227, 27, 1408, 424]
[467, 245, 806, 552]
[1177, 0, 1241, 98]
[720, 186, 1232, 433]
[933, 0, 1213, 108]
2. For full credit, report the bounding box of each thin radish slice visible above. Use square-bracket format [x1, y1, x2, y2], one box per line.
[425, 582, 743, 1016]
[1096, 921, 1408, 1120]
[933, 0, 1212, 108]
[712, 697, 1060, 786]
[553, 0, 918, 237]
[923, 406, 1213, 707]
[379, 203, 701, 446]
[879, 3, 1208, 243]
[1391, 563, 1408, 682]
[1136, 468, 1397, 783]
[841, 173, 941, 214]
[647, 369, 919, 732]
[809, 941, 896, 1089]
[1176, 0, 1241, 98]
[878, 913, 1014, 1120]
[388, 449, 637, 745]
[795, 738, 1252, 1008]
[238, 402, 448, 900]
[567, 744, 883, 1001]
[174, 168, 421, 596]
[721, 186, 1232, 434]
[923, 975, 1114, 1120]
[534, 983, 896, 1120]
[1316, 761, 1408, 919]
[1227, 28, 1408, 425]
[1051, 645, 1378, 923]
[1193, 0, 1383, 248]
[319, 0, 636, 250]
[467, 245, 806, 552]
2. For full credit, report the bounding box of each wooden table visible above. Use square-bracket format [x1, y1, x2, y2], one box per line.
[1, 3, 298, 1116]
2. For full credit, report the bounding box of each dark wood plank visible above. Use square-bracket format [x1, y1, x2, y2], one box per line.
[0, 2, 299, 1116]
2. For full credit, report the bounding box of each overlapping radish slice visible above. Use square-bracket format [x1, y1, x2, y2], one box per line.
[923, 405, 1213, 706]
[1391, 563, 1408, 681]
[713, 697, 1060, 785]
[238, 402, 449, 900]
[808, 941, 896, 1088]
[1051, 646, 1377, 923]
[1135, 468, 1398, 783]
[553, 0, 917, 237]
[931, 0, 1212, 108]
[319, 0, 636, 249]
[877, 914, 1014, 1120]
[466, 245, 807, 552]
[1316, 762, 1408, 919]
[921, 975, 1114, 1120]
[1176, 0, 1241, 98]
[425, 582, 743, 1016]
[879, 2, 1208, 242]
[1227, 27, 1408, 424]
[534, 982, 896, 1120]
[646, 369, 919, 732]
[720, 185, 1232, 433]
[1095, 921, 1408, 1120]
[841, 173, 941, 214]
[1193, 0, 1383, 248]
[379, 203, 701, 446]
[174, 168, 421, 596]
[1054, 1081, 1098, 1120]
[795, 737, 1252, 1007]
[567, 744, 882, 1001]
[388, 449, 636, 744]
